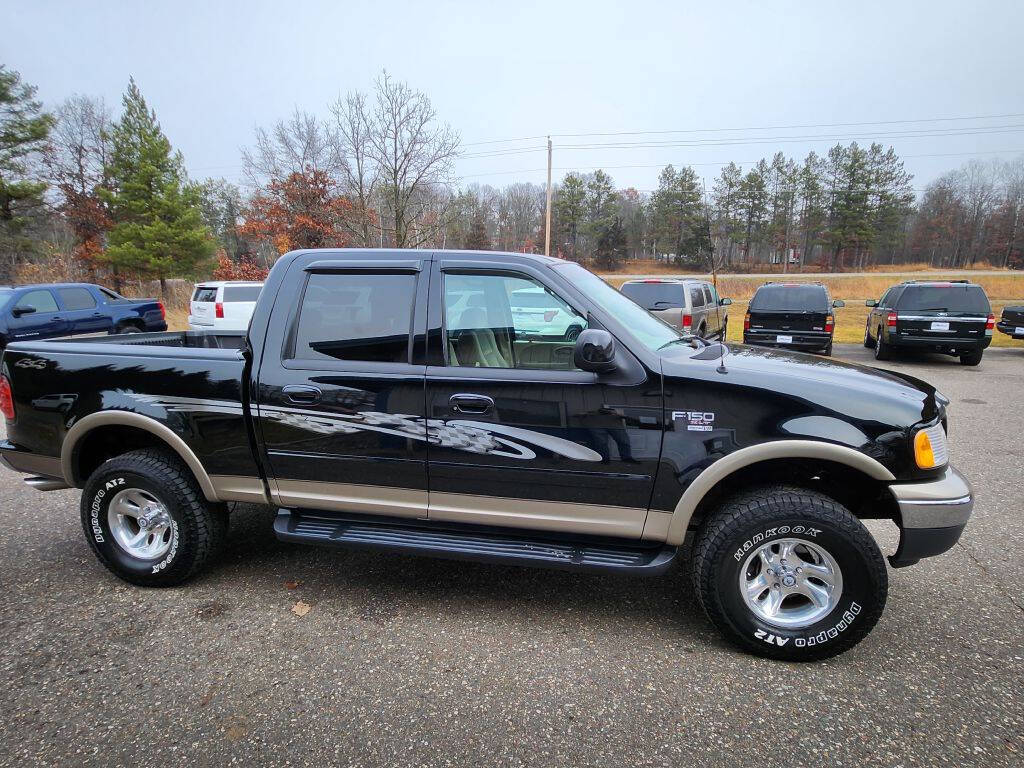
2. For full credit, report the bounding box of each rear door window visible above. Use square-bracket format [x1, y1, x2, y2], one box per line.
[16, 289, 59, 314]
[750, 285, 829, 312]
[291, 272, 416, 363]
[223, 285, 262, 302]
[897, 285, 991, 314]
[57, 287, 97, 310]
[192, 287, 218, 303]
[619, 282, 684, 309]
[689, 286, 706, 308]
[702, 285, 714, 305]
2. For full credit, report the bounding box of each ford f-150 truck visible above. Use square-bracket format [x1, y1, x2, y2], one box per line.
[0, 249, 974, 660]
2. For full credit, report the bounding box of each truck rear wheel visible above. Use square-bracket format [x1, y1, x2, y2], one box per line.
[691, 485, 887, 661]
[959, 350, 983, 366]
[80, 449, 228, 587]
[873, 327, 892, 360]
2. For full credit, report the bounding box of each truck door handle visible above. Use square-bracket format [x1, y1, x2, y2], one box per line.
[283, 385, 322, 405]
[449, 393, 494, 415]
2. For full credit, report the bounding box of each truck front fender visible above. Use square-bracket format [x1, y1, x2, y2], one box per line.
[662, 440, 896, 546]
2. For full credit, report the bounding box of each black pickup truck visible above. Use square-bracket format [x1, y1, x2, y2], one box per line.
[0, 249, 974, 660]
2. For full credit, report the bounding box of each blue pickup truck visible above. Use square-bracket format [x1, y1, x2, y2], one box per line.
[0, 283, 166, 348]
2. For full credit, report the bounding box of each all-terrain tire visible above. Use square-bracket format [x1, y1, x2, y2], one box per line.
[691, 485, 887, 661]
[80, 449, 228, 587]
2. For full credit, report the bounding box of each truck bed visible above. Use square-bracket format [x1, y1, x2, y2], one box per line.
[40, 329, 247, 351]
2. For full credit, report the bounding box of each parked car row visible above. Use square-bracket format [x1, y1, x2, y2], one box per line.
[616, 277, 1020, 366]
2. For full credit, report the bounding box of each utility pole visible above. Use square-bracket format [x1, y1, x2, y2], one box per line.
[544, 136, 553, 257]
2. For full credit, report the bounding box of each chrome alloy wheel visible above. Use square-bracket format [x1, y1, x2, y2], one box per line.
[107, 488, 174, 560]
[739, 537, 843, 629]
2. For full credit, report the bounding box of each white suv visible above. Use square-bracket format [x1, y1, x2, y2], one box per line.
[188, 281, 264, 331]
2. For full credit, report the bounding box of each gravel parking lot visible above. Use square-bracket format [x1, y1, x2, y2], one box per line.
[0, 345, 1021, 767]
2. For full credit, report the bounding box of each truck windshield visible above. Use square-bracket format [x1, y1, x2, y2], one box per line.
[750, 285, 828, 312]
[897, 285, 990, 313]
[554, 263, 683, 351]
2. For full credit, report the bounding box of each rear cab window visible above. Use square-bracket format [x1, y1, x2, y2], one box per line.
[896, 284, 991, 314]
[56, 287, 97, 310]
[689, 285, 706, 307]
[750, 285, 829, 312]
[290, 272, 416, 363]
[619, 282, 684, 310]
[223, 285, 262, 302]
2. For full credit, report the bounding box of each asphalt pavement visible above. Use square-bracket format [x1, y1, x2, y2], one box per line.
[0, 345, 1021, 767]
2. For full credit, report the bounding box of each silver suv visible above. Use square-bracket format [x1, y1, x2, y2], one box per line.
[619, 278, 732, 340]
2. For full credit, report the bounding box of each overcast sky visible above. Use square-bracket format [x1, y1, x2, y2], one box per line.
[7, 0, 1024, 194]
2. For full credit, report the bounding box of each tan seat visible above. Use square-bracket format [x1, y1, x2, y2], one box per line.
[455, 307, 508, 368]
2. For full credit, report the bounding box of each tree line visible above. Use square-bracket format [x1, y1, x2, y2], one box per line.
[2, 61, 1022, 296]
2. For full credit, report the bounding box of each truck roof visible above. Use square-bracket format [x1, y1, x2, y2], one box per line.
[286, 247, 566, 267]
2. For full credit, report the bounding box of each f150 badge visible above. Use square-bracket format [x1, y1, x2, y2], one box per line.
[672, 410, 715, 432]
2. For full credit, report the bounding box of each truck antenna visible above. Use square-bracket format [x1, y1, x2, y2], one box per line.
[702, 179, 727, 374]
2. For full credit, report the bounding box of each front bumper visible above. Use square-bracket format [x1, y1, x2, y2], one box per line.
[886, 466, 973, 567]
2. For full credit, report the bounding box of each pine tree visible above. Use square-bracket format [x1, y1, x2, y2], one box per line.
[594, 217, 627, 271]
[0, 65, 54, 279]
[100, 78, 213, 293]
[464, 205, 491, 250]
[555, 173, 587, 260]
[652, 165, 708, 267]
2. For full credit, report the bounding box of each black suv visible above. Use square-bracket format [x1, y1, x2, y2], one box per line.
[865, 281, 994, 366]
[743, 282, 843, 356]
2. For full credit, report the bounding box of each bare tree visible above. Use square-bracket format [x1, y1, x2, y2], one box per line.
[330, 91, 378, 247]
[44, 94, 114, 277]
[242, 108, 340, 187]
[368, 72, 460, 248]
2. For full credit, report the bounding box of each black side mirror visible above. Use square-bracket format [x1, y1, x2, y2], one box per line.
[864, 299, 877, 307]
[720, 297, 733, 306]
[832, 299, 845, 308]
[574, 328, 617, 373]
[11, 305, 36, 317]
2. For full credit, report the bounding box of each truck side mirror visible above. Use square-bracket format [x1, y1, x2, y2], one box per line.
[11, 305, 36, 317]
[574, 328, 617, 373]
[720, 297, 732, 306]
[864, 299, 877, 307]
[833, 299, 845, 308]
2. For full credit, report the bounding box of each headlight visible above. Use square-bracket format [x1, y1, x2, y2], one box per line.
[913, 423, 948, 469]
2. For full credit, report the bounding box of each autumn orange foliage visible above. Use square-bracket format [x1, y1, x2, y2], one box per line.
[240, 169, 353, 253]
[210, 250, 269, 281]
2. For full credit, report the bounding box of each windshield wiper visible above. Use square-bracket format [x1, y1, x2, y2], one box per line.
[659, 336, 708, 350]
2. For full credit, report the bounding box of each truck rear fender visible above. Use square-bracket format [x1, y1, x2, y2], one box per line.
[62, 411, 220, 502]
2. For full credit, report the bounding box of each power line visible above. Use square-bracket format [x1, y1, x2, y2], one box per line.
[461, 112, 1024, 147]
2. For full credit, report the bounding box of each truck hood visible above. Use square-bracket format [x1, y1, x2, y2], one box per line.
[659, 342, 945, 434]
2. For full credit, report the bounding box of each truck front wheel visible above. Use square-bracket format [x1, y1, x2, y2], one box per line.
[691, 485, 887, 660]
[80, 449, 228, 587]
